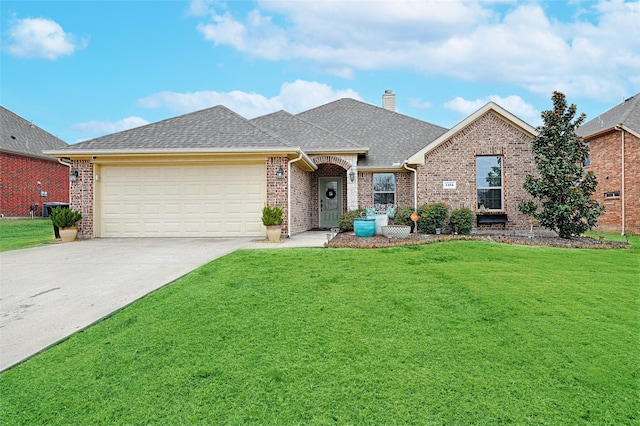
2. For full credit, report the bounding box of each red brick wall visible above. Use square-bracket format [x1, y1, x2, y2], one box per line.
[585, 129, 640, 234]
[416, 111, 536, 231]
[0, 152, 69, 217]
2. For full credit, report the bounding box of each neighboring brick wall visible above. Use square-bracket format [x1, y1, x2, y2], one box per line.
[0, 152, 69, 217]
[289, 161, 313, 234]
[357, 171, 413, 209]
[69, 160, 94, 238]
[416, 111, 536, 231]
[586, 130, 640, 234]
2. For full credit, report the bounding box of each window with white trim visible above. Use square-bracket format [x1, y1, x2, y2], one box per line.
[373, 173, 395, 208]
[476, 156, 503, 210]
[583, 142, 591, 167]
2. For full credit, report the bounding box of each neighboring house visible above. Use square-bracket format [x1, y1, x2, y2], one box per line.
[46, 91, 538, 239]
[1, 106, 69, 217]
[577, 93, 640, 235]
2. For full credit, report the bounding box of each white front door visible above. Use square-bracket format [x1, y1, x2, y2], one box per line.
[319, 178, 342, 228]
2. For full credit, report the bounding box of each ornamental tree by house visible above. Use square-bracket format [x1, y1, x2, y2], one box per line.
[517, 91, 604, 238]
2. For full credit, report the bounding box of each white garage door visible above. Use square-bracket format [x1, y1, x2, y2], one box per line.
[99, 164, 265, 237]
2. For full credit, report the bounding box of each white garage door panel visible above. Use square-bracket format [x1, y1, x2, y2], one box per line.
[100, 164, 265, 237]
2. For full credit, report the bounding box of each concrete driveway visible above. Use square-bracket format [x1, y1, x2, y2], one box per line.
[0, 238, 261, 371]
[0, 232, 328, 372]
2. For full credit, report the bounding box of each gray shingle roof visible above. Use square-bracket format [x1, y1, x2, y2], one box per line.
[62, 105, 293, 151]
[251, 110, 365, 152]
[0, 105, 67, 160]
[296, 98, 448, 169]
[577, 93, 640, 137]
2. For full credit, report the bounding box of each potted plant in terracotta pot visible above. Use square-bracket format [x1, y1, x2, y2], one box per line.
[50, 206, 82, 242]
[262, 205, 284, 242]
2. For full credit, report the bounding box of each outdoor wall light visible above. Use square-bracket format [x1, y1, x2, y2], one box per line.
[276, 165, 285, 179]
[70, 170, 79, 182]
[349, 168, 356, 182]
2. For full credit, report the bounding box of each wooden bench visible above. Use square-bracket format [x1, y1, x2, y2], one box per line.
[477, 213, 508, 228]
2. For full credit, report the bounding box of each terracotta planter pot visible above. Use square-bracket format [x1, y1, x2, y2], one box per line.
[266, 225, 282, 242]
[59, 227, 78, 243]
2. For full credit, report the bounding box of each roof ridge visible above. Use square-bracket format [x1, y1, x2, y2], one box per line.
[287, 113, 364, 149]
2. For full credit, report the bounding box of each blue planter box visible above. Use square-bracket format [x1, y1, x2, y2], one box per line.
[354, 218, 376, 237]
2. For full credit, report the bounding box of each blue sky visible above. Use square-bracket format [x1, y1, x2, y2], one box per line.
[1, 0, 638, 144]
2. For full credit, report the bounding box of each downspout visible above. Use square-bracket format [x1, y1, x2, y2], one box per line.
[614, 125, 625, 235]
[287, 153, 304, 238]
[403, 161, 418, 212]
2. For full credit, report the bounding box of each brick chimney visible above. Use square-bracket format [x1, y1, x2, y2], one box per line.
[382, 90, 396, 112]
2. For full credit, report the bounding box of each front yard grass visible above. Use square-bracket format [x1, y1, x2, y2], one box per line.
[0, 219, 55, 252]
[1, 241, 638, 424]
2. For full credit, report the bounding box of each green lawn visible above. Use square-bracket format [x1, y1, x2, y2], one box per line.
[1, 240, 638, 424]
[0, 219, 56, 252]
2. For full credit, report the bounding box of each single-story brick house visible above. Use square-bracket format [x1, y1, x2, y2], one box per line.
[46, 92, 539, 239]
[1, 106, 69, 217]
[577, 93, 640, 235]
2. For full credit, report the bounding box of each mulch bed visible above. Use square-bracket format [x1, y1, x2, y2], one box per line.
[326, 231, 631, 249]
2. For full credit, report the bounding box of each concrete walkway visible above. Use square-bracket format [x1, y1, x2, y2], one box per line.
[0, 232, 327, 371]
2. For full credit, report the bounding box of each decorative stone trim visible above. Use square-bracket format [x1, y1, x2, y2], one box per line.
[312, 155, 352, 170]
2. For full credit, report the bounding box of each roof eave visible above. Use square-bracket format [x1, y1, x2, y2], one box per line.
[44, 147, 319, 171]
[580, 124, 640, 140]
[1, 148, 60, 162]
[305, 148, 369, 155]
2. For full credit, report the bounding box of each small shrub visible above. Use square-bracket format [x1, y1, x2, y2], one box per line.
[50, 207, 82, 229]
[393, 207, 416, 232]
[448, 207, 474, 235]
[339, 208, 365, 231]
[261, 205, 284, 226]
[417, 203, 449, 234]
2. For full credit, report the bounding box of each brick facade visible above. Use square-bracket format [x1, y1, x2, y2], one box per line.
[266, 157, 289, 236]
[289, 161, 313, 234]
[0, 152, 69, 217]
[585, 129, 639, 234]
[416, 111, 536, 231]
[69, 160, 94, 238]
[357, 171, 414, 210]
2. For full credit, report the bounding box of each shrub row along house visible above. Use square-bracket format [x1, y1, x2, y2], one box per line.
[0, 106, 69, 218]
[42, 91, 638, 238]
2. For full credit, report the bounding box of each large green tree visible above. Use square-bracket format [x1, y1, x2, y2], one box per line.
[517, 92, 604, 238]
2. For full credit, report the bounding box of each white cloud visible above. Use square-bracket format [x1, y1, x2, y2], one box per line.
[408, 98, 433, 109]
[137, 80, 361, 118]
[4, 17, 87, 60]
[189, 0, 639, 103]
[71, 117, 149, 137]
[445, 95, 540, 125]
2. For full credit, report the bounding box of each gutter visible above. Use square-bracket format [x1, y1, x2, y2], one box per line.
[287, 153, 305, 237]
[57, 158, 72, 168]
[614, 125, 625, 235]
[403, 161, 418, 212]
